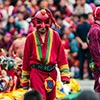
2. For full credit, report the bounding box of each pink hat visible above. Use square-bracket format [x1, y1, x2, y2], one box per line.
[5, 32, 11, 37]
[20, 29, 25, 35]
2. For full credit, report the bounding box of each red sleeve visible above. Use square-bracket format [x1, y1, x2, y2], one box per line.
[64, 40, 70, 50]
[23, 34, 32, 72]
[21, 34, 32, 88]
[88, 27, 100, 62]
[56, 33, 70, 83]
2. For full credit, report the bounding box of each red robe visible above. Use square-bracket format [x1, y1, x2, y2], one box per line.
[22, 28, 70, 100]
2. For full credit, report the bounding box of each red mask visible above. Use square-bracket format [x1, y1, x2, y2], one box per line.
[32, 9, 60, 34]
[33, 9, 52, 34]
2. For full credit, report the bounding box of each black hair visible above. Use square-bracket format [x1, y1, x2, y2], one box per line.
[37, 0, 46, 7]
[79, 14, 88, 19]
[55, 15, 63, 20]
[72, 14, 80, 18]
[59, 25, 65, 39]
[24, 90, 42, 100]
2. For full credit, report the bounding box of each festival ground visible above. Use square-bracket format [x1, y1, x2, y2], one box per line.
[77, 79, 94, 90]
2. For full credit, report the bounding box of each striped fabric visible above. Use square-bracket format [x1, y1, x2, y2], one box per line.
[33, 29, 53, 64]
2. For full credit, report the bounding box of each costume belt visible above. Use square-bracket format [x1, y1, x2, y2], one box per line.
[31, 64, 56, 72]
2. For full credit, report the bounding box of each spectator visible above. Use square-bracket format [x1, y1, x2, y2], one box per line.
[38, 0, 48, 9]
[68, 33, 78, 55]
[0, 20, 5, 35]
[73, 0, 81, 9]
[53, 9, 61, 17]
[19, 5, 30, 20]
[61, 27, 70, 56]
[11, 0, 18, 6]
[12, 0, 23, 16]
[0, 32, 13, 52]
[76, 14, 93, 79]
[9, 30, 26, 59]
[30, 0, 39, 15]
[74, 0, 93, 15]
[24, 90, 42, 100]
[0, 0, 8, 28]
[54, 15, 65, 37]
[57, 0, 72, 18]
[4, 15, 21, 34]
[16, 11, 29, 34]
[88, 13, 94, 25]
[71, 14, 79, 26]
[4, 0, 14, 16]
[68, 32, 79, 78]
[47, 0, 56, 12]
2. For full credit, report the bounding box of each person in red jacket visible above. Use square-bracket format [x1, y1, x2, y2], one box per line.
[21, 9, 70, 100]
[88, 6, 100, 93]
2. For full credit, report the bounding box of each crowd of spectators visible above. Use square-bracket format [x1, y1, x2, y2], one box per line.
[0, 0, 99, 81]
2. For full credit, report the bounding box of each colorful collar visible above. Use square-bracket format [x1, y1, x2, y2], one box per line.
[33, 29, 53, 64]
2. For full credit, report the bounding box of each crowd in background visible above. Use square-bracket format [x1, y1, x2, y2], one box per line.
[0, 0, 99, 82]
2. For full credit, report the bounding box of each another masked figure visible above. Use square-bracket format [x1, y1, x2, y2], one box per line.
[88, 6, 100, 93]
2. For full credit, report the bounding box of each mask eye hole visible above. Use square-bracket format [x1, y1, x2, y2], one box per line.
[45, 18, 50, 24]
[36, 18, 41, 23]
